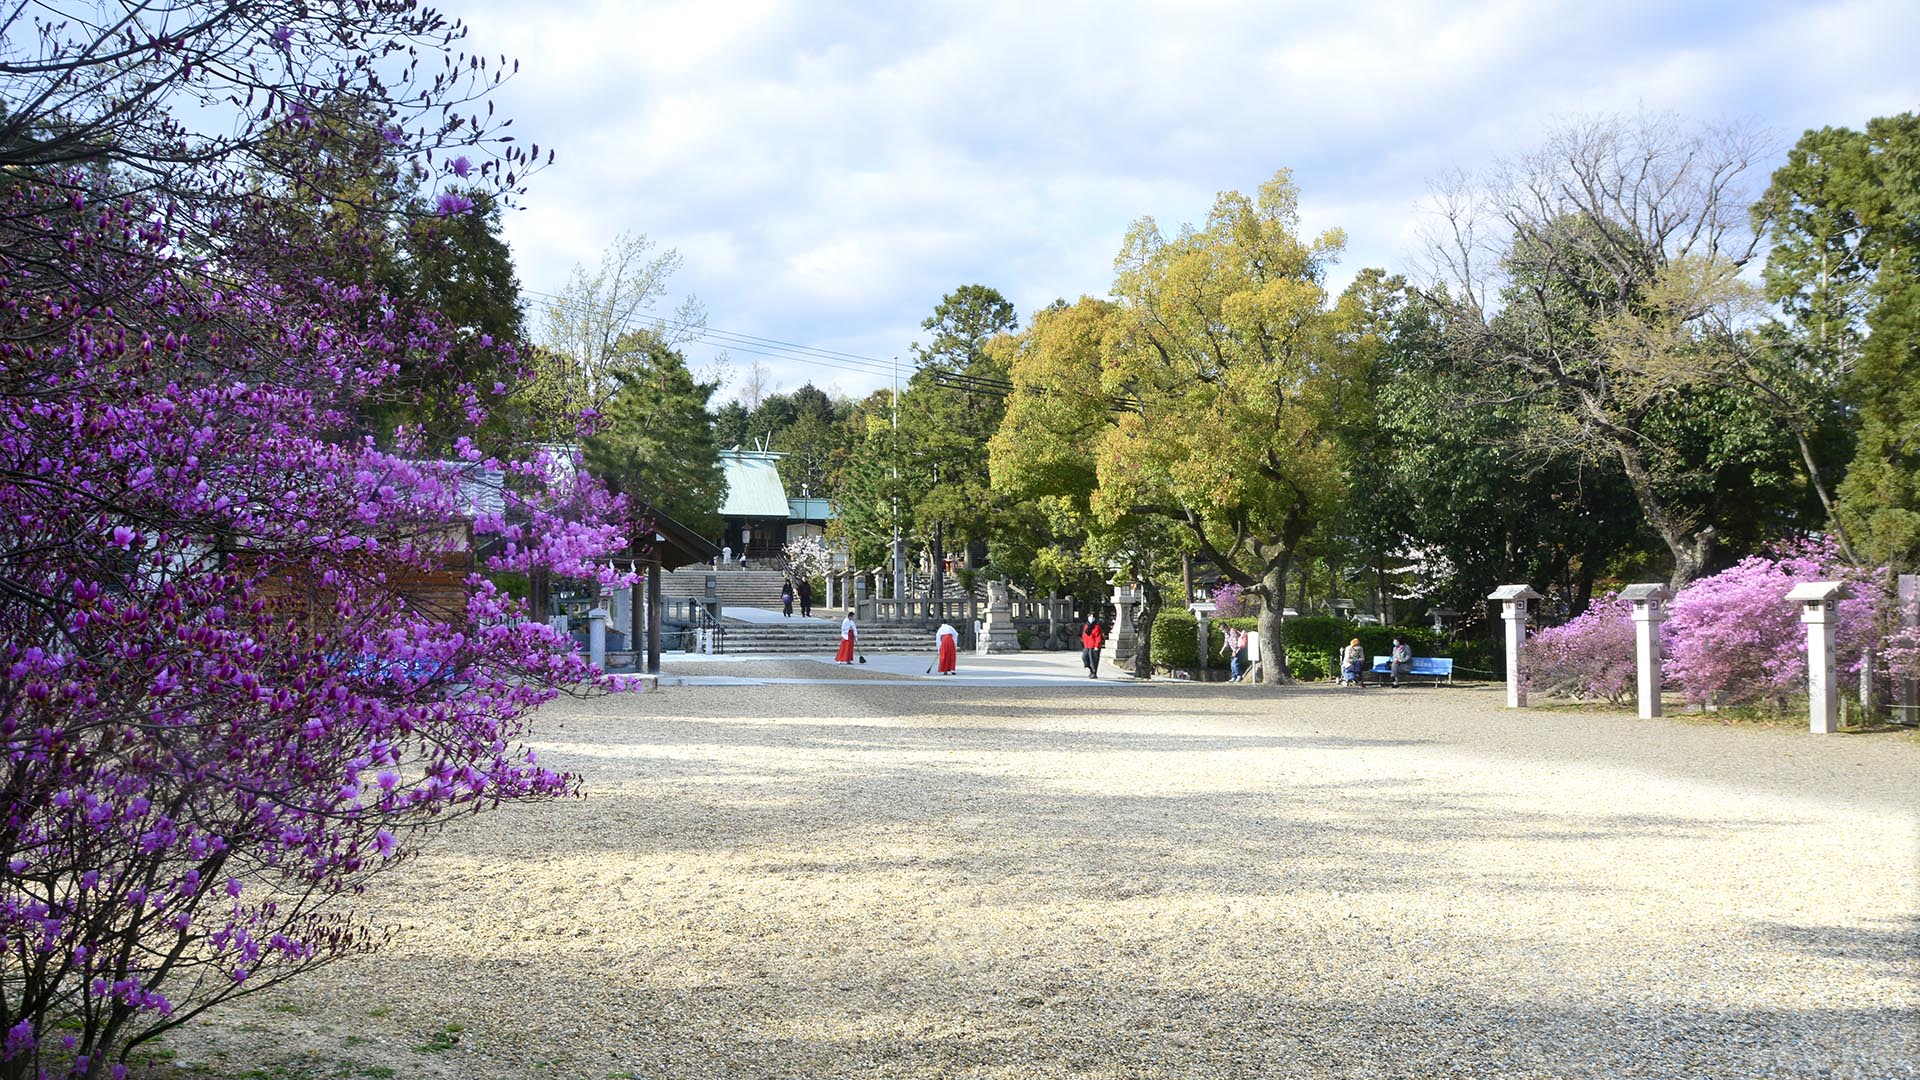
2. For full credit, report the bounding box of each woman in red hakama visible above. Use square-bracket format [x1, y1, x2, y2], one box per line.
[935, 622, 958, 674]
[835, 613, 858, 664]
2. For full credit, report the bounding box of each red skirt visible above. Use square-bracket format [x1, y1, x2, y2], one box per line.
[834, 637, 856, 663]
[936, 636, 957, 673]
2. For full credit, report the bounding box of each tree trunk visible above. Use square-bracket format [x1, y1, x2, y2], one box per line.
[1616, 442, 1716, 589]
[1257, 560, 1294, 684]
[932, 522, 945, 624]
[1375, 549, 1390, 625]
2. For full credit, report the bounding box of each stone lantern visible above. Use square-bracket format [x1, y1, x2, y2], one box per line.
[1110, 581, 1140, 671]
[1488, 584, 1542, 708]
[1619, 583, 1672, 720]
[1785, 581, 1846, 734]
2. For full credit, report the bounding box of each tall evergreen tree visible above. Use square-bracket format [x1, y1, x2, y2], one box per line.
[582, 338, 728, 539]
[1759, 113, 1920, 569]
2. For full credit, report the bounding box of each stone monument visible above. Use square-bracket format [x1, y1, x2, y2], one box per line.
[977, 580, 1022, 654]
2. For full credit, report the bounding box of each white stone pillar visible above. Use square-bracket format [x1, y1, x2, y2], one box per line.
[588, 606, 608, 670]
[1190, 601, 1216, 672]
[1899, 575, 1919, 726]
[1787, 582, 1846, 734]
[1489, 585, 1542, 709]
[1621, 584, 1672, 720]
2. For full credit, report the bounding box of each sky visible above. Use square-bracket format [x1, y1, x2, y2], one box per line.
[448, 0, 1920, 404]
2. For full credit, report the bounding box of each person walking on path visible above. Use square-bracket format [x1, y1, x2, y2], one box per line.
[781, 579, 794, 618]
[835, 613, 858, 664]
[798, 578, 813, 618]
[1340, 638, 1367, 687]
[1221, 626, 1246, 682]
[1389, 637, 1412, 688]
[1080, 614, 1105, 679]
[934, 621, 959, 675]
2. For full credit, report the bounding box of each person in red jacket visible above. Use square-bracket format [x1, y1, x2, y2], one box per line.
[1080, 613, 1105, 679]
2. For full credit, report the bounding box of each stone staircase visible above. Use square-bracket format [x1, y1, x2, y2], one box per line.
[657, 568, 793, 611]
[712, 620, 937, 655]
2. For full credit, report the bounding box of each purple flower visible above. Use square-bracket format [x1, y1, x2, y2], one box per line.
[270, 26, 292, 49]
[450, 156, 472, 178]
[5, 1020, 32, 1060]
[434, 193, 474, 216]
[374, 829, 397, 857]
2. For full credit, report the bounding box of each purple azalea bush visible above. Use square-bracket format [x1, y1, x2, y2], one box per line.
[1, 5, 628, 1078]
[1522, 594, 1637, 705]
[1662, 540, 1886, 709]
[1210, 583, 1251, 619]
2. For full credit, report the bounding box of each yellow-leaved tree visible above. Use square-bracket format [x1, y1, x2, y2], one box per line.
[996, 170, 1377, 682]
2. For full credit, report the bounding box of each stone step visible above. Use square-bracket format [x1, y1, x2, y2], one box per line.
[656, 569, 811, 611]
[707, 623, 943, 655]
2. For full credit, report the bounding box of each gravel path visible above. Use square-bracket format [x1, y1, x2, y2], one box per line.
[169, 677, 1919, 1079]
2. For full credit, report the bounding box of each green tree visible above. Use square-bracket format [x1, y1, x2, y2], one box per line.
[995, 171, 1363, 682]
[827, 392, 912, 569]
[770, 389, 854, 499]
[988, 297, 1115, 594]
[1337, 274, 1649, 630]
[582, 338, 728, 538]
[1427, 116, 1787, 588]
[537, 231, 705, 416]
[896, 285, 1021, 582]
[1759, 113, 1920, 569]
[243, 97, 528, 452]
[915, 284, 1018, 372]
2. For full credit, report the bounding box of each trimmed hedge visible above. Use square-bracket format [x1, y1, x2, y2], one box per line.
[1280, 614, 1350, 653]
[1287, 647, 1333, 682]
[1190, 612, 1459, 679]
[1151, 610, 1200, 668]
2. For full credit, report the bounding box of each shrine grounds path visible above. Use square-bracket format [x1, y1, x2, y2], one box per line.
[171, 661, 1918, 1079]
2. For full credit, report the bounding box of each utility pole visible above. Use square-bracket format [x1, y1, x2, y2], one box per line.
[891, 354, 905, 603]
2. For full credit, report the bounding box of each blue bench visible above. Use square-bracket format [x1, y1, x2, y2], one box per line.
[1369, 655, 1454, 684]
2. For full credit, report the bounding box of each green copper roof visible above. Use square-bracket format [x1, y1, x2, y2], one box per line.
[719, 450, 789, 518]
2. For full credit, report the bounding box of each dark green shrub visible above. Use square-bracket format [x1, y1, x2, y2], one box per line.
[1280, 614, 1349, 653]
[1151, 611, 1199, 668]
[1287, 647, 1333, 681]
[1355, 625, 1451, 659]
[1449, 637, 1497, 675]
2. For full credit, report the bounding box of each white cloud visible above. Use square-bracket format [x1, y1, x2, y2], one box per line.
[449, 0, 1920, 400]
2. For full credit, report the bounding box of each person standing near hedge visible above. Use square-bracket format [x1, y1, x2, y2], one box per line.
[1081, 613, 1105, 679]
[1221, 626, 1247, 682]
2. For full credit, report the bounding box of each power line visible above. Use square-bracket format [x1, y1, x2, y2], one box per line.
[521, 286, 902, 381]
[523, 286, 1143, 411]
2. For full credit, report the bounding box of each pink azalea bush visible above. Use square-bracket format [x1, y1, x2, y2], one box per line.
[1879, 628, 1920, 684]
[1662, 540, 1886, 709]
[1522, 594, 1637, 704]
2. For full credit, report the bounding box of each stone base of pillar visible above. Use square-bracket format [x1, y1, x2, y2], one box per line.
[977, 582, 1022, 654]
